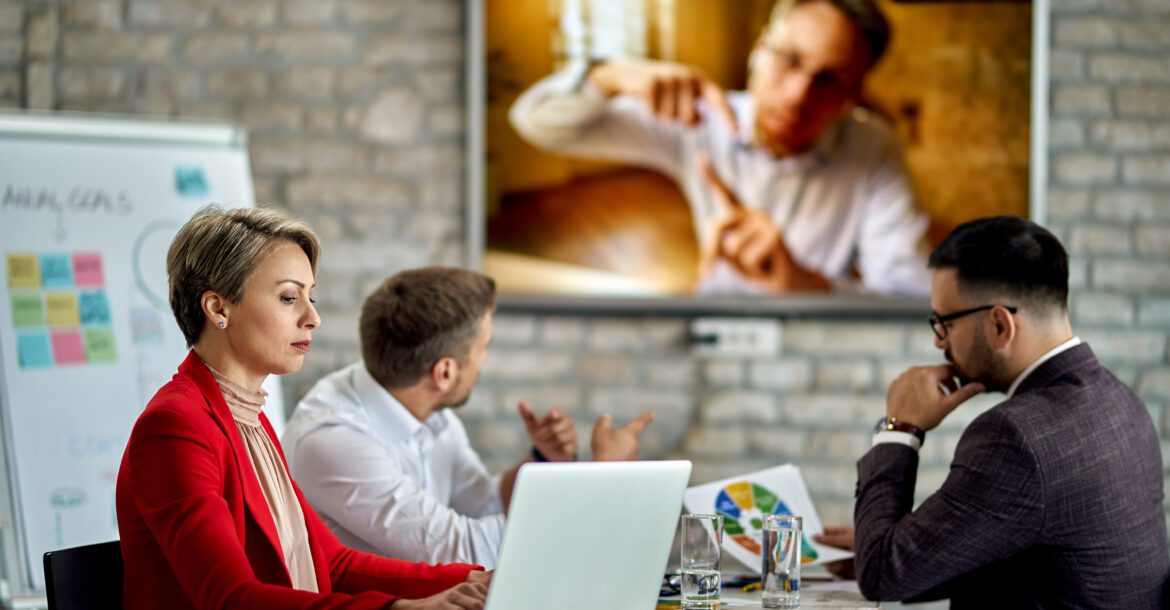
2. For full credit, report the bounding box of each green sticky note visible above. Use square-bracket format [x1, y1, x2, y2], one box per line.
[83, 327, 117, 363]
[12, 294, 45, 328]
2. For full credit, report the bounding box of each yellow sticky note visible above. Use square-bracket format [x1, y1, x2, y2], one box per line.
[45, 292, 81, 327]
[7, 253, 40, 288]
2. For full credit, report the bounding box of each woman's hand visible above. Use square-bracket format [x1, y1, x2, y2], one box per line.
[391, 581, 488, 610]
[465, 569, 491, 586]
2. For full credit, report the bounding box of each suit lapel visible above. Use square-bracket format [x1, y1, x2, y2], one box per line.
[178, 351, 290, 584]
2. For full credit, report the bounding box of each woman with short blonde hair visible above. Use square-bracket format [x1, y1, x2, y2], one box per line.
[117, 205, 489, 610]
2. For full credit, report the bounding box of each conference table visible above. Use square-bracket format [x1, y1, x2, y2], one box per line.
[657, 577, 880, 609]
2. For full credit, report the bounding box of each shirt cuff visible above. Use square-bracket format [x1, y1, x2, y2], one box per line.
[872, 430, 921, 452]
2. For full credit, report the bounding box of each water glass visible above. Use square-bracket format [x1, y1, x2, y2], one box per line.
[762, 514, 802, 609]
[680, 513, 723, 610]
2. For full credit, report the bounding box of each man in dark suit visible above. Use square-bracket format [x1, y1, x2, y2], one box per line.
[821, 216, 1168, 608]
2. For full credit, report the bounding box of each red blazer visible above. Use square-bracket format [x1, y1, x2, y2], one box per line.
[116, 351, 480, 609]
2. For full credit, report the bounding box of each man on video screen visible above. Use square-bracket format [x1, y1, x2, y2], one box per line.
[510, 0, 930, 296]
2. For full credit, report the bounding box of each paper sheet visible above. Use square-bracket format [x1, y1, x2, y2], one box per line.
[683, 464, 854, 571]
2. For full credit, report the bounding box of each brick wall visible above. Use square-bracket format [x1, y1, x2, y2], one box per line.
[3, 0, 1167, 572]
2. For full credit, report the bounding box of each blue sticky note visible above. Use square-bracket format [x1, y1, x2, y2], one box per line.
[175, 166, 210, 198]
[40, 253, 74, 288]
[79, 292, 112, 326]
[17, 333, 53, 368]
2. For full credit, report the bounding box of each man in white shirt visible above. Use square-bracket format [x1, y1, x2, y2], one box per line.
[282, 267, 653, 569]
[509, 0, 929, 296]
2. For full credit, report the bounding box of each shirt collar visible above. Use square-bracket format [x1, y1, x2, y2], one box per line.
[1005, 336, 1082, 398]
[733, 95, 850, 170]
[352, 362, 450, 442]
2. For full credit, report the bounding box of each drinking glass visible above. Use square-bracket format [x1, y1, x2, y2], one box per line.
[762, 514, 802, 609]
[680, 513, 723, 610]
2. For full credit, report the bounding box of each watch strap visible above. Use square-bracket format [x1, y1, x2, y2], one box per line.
[875, 416, 926, 444]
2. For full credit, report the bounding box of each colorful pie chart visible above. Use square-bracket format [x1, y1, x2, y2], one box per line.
[715, 481, 818, 564]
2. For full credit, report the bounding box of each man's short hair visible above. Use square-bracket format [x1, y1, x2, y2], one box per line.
[928, 216, 1069, 314]
[771, 0, 892, 68]
[360, 267, 497, 389]
[167, 205, 320, 347]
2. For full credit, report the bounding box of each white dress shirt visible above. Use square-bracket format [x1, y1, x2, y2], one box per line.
[282, 362, 505, 568]
[508, 61, 931, 295]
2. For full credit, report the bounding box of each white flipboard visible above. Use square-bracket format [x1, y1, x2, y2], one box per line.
[0, 111, 285, 598]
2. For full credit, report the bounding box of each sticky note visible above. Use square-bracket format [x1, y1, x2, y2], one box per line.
[175, 166, 210, 198]
[11, 294, 45, 328]
[17, 333, 53, 368]
[130, 306, 164, 345]
[83, 328, 117, 363]
[7, 253, 40, 288]
[79, 292, 112, 326]
[51, 330, 86, 365]
[40, 253, 74, 288]
[73, 253, 105, 287]
[45, 292, 81, 327]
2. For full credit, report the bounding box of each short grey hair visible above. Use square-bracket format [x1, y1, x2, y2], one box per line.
[166, 205, 321, 347]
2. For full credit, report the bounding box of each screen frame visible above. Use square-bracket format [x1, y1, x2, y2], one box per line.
[465, 0, 1051, 316]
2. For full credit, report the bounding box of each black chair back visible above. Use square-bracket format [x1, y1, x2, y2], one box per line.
[43, 540, 123, 610]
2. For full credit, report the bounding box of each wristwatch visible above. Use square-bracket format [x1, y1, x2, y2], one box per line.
[874, 416, 926, 444]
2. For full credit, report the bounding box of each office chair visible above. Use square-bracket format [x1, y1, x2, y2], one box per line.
[43, 540, 123, 610]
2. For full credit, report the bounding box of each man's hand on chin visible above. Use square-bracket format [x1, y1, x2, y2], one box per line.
[886, 365, 985, 431]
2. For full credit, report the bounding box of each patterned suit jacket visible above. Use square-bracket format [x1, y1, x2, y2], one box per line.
[854, 344, 1168, 609]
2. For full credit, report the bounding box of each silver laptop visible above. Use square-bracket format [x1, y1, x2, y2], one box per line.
[484, 460, 692, 610]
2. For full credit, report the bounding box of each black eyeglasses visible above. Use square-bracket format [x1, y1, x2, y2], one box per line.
[928, 305, 1017, 340]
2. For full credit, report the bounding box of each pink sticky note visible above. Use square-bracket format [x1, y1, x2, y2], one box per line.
[51, 330, 87, 365]
[73, 252, 105, 287]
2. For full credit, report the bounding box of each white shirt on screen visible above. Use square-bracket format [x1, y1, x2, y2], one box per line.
[509, 61, 931, 296]
[282, 362, 505, 568]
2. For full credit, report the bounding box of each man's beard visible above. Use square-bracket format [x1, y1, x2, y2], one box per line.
[443, 375, 474, 409]
[948, 327, 1011, 393]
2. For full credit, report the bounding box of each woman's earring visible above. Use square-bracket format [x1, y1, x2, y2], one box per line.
[218, 320, 227, 329]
